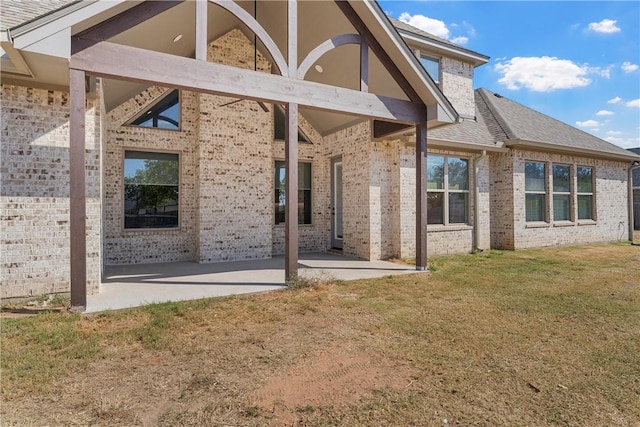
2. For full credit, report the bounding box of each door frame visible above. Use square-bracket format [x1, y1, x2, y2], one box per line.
[330, 157, 343, 249]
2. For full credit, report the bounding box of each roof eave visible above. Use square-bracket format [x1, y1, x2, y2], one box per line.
[397, 30, 489, 67]
[506, 139, 640, 162]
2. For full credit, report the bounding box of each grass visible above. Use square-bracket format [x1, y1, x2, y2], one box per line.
[1, 243, 639, 426]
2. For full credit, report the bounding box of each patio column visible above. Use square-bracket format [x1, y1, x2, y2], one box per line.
[284, 0, 298, 282]
[69, 68, 87, 310]
[416, 120, 428, 270]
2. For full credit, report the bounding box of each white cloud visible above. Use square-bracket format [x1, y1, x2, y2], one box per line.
[606, 130, 623, 135]
[607, 96, 622, 104]
[398, 12, 472, 45]
[451, 36, 469, 45]
[576, 120, 601, 128]
[588, 19, 621, 34]
[627, 99, 640, 108]
[596, 110, 614, 116]
[605, 136, 640, 149]
[622, 62, 639, 73]
[495, 56, 592, 92]
[399, 12, 450, 39]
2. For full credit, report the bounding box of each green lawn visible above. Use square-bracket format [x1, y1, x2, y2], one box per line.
[2, 243, 639, 426]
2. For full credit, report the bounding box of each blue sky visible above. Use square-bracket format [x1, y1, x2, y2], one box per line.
[379, 1, 640, 149]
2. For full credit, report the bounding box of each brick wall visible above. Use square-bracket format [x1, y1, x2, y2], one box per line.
[323, 122, 373, 259]
[1, 84, 102, 298]
[104, 87, 198, 265]
[396, 146, 483, 258]
[440, 57, 475, 118]
[489, 152, 515, 249]
[494, 149, 630, 249]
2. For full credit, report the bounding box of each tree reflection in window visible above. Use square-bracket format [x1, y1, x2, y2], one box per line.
[124, 151, 179, 229]
[130, 90, 180, 130]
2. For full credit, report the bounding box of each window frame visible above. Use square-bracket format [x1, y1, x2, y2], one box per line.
[126, 89, 181, 132]
[426, 155, 470, 226]
[524, 161, 548, 223]
[273, 104, 311, 143]
[577, 165, 596, 221]
[419, 53, 440, 84]
[122, 148, 181, 232]
[274, 160, 313, 226]
[552, 163, 572, 222]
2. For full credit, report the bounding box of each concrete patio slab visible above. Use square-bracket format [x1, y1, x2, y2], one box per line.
[85, 252, 418, 313]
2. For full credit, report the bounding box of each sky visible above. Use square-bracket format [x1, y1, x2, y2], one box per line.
[378, 1, 640, 150]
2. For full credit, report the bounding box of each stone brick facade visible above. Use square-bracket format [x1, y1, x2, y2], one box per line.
[1, 84, 102, 298]
[440, 57, 476, 118]
[491, 149, 630, 249]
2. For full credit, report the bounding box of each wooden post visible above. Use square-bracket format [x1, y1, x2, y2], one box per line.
[360, 38, 368, 92]
[285, 0, 299, 282]
[69, 69, 87, 310]
[416, 121, 428, 270]
[196, 0, 207, 61]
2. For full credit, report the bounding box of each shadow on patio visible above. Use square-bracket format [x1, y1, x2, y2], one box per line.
[86, 252, 418, 313]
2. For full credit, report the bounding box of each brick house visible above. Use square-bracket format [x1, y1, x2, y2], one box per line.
[2, 1, 638, 308]
[629, 148, 640, 231]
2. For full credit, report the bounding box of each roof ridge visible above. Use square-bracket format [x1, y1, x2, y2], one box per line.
[476, 88, 514, 140]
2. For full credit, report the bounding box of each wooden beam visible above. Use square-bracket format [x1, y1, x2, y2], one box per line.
[360, 37, 368, 92]
[69, 69, 87, 310]
[71, 1, 184, 55]
[298, 33, 361, 79]
[415, 120, 428, 271]
[196, 0, 207, 61]
[70, 41, 426, 124]
[372, 120, 412, 139]
[285, 0, 298, 282]
[334, 0, 421, 103]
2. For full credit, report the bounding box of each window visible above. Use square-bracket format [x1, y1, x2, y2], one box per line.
[420, 54, 440, 83]
[525, 161, 546, 222]
[427, 155, 469, 225]
[274, 161, 312, 225]
[274, 105, 309, 142]
[124, 151, 179, 229]
[129, 90, 180, 130]
[552, 164, 571, 221]
[577, 166, 594, 220]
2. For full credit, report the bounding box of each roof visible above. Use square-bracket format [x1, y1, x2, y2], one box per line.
[0, 0, 79, 31]
[476, 88, 638, 161]
[428, 90, 500, 149]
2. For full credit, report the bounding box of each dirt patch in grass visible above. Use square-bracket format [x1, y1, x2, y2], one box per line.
[2, 243, 639, 426]
[254, 342, 413, 408]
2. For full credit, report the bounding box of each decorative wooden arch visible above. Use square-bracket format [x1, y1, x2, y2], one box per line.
[68, 0, 429, 310]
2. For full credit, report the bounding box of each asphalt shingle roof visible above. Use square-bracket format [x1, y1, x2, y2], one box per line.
[428, 91, 500, 148]
[476, 88, 635, 158]
[0, 0, 79, 31]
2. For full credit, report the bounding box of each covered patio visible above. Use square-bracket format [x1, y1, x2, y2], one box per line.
[86, 252, 418, 313]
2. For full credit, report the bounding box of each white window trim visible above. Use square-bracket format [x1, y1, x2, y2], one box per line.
[577, 165, 596, 222]
[551, 163, 573, 223]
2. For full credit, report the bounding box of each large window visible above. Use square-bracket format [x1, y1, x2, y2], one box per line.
[274, 105, 309, 142]
[552, 164, 571, 221]
[525, 161, 546, 222]
[129, 90, 180, 130]
[124, 151, 179, 229]
[577, 166, 594, 220]
[274, 161, 312, 225]
[420, 54, 440, 83]
[427, 155, 469, 225]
